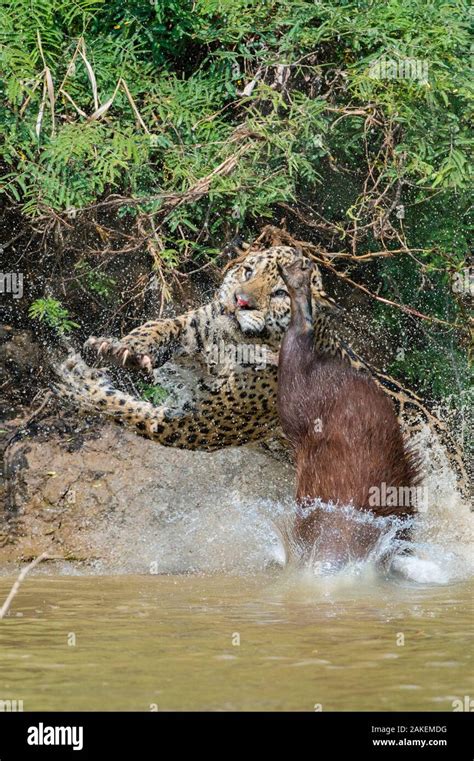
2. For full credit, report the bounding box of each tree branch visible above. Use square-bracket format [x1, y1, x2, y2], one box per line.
[0, 553, 49, 620]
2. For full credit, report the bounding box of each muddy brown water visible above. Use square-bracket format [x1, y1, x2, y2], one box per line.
[0, 572, 472, 711]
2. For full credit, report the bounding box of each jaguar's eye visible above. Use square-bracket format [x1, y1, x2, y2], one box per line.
[242, 267, 253, 281]
[272, 288, 288, 298]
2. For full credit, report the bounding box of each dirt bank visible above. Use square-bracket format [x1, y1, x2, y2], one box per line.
[1, 421, 294, 572]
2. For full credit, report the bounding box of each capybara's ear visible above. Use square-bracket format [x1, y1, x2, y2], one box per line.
[299, 256, 312, 272]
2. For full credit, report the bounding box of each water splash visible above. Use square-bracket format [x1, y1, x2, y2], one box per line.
[128, 423, 471, 585]
[26, 423, 470, 584]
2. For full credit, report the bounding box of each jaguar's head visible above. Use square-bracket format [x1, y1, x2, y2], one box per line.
[218, 245, 337, 340]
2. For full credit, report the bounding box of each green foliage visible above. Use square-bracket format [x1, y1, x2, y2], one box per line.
[370, 188, 472, 398]
[1, 0, 471, 401]
[138, 381, 169, 405]
[390, 343, 471, 401]
[2, 0, 471, 219]
[29, 298, 80, 334]
[74, 260, 116, 298]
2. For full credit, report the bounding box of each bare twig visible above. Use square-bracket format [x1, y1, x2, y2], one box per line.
[0, 553, 49, 620]
[120, 79, 150, 133]
[251, 226, 464, 331]
[3, 391, 53, 456]
[60, 90, 88, 118]
[36, 32, 55, 136]
[79, 43, 99, 111]
[19, 72, 44, 117]
[310, 256, 463, 330]
[57, 37, 83, 94]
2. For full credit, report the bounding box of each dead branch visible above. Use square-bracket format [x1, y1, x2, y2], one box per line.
[309, 256, 463, 330]
[0, 553, 49, 620]
[250, 226, 463, 331]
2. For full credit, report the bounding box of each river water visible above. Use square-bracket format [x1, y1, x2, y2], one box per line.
[0, 571, 472, 711]
[1, 424, 472, 712]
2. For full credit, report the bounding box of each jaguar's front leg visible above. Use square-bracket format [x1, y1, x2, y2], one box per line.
[85, 315, 188, 373]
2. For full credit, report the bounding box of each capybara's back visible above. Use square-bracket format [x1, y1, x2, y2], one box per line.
[276, 255, 420, 564]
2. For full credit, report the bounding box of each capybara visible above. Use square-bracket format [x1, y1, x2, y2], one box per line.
[277, 256, 420, 568]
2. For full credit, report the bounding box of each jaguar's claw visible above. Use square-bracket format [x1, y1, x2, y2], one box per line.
[140, 355, 153, 374]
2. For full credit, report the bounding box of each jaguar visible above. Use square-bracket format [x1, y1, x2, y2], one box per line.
[56, 244, 468, 494]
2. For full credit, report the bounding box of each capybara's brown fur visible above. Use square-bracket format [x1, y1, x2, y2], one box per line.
[277, 257, 420, 566]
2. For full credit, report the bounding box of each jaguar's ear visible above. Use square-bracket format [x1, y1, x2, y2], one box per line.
[222, 236, 250, 260]
[315, 291, 341, 317]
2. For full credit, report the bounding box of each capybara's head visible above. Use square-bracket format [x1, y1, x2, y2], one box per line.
[219, 245, 336, 337]
[277, 256, 313, 294]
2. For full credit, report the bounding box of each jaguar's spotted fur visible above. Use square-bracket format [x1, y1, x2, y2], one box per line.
[56, 245, 468, 493]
